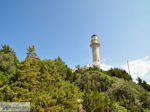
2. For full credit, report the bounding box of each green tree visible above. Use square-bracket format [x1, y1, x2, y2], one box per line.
[1, 44, 150, 111]
[0, 44, 18, 75]
[107, 80, 145, 111]
[137, 77, 150, 91]
[82, 91, 110, 112]
[107, 68, 132, 81]
[54, 56, 68, 79]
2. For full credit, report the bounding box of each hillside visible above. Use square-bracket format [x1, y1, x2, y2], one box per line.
[0, 45, 150, 112]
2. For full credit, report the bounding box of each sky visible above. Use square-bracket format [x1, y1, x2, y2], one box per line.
[0, 0, 150, 83]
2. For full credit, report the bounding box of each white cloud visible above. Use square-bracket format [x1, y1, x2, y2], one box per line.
[122, 56, 150, 83]
[99, 64, 113, 71]
[82, 63, 113, 71]
[100, 58, 113, 71]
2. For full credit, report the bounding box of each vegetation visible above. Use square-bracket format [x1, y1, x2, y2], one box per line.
[137, 77, 150, 91]
[106, 68, 132, 81]
[0, 44, 150, 112]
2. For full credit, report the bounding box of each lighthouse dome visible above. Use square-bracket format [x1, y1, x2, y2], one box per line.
[91, 34, 98, 40]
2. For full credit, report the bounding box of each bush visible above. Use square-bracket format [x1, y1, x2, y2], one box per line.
[107, 68, 132, 81]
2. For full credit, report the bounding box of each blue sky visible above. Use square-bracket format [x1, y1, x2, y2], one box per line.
[0, 0, 150, 83]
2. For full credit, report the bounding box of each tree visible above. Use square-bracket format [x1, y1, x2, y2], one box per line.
[0, 44, 16, 56]
[137, 77, 150, 91]
[0, 44, 150, 111]
[137, 77, 142, 85]
[82, 91, 110, 112]
[54, 56, 68, 79]
[0, 44, 18, 75]
[107, 68, 132, 81]
[107, 80, 146, 111]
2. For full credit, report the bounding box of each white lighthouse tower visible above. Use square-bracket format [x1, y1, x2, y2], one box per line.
[90, 35, 100, 66]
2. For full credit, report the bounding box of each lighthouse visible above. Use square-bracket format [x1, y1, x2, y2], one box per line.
[90, 35, 100, 66]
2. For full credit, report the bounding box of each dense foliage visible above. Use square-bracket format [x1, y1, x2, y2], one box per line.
[137, 77, 150, 91]
[106, 68, 132, 81]
[0, 45, 150, 112]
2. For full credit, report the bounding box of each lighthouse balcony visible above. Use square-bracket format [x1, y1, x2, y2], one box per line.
[91, 40, 99, 43]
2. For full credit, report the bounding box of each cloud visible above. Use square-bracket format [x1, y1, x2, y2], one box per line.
[99, 64, 113, 71]
[82, 63, 113, 71]
[100, 58, 113, 71]
[122, 56, 150, 83]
